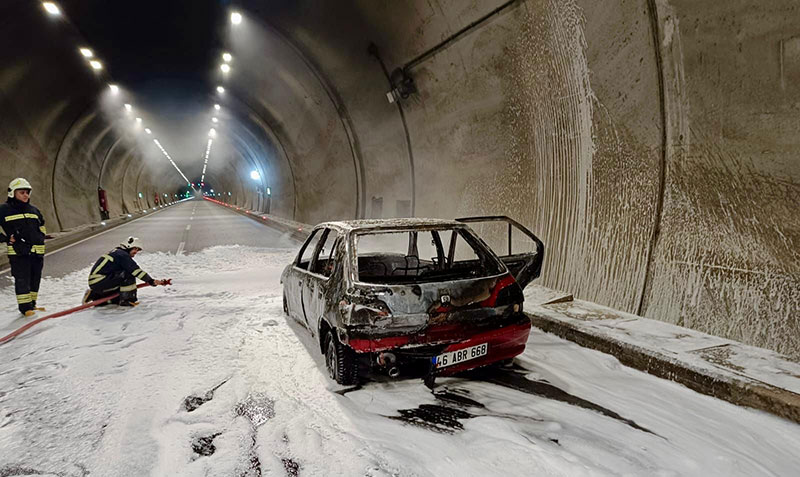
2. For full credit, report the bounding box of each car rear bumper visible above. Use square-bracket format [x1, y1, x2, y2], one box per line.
[344, 314, 532, 374]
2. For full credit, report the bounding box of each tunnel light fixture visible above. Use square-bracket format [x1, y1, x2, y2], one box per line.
[79, 48, 94, 58]
[89, 60, 103, 70]
[153, 139, 192, 186]
[214, 104, 221, 110]
[42, 2, 60, 15]
[220, 64, 231, 74]
[124, 103, 132, 112]
[109, 84, 119, 94]
[216, 86, 225, 94]
[250, 170, 260, 181]
[135, 117, 142, 124]
[266, 187, 271, 196]
[231, 12, 242, 25]
[222, 53, 232, 62]
[208, 128, 217, 138]
[211, 117, 218, 123]
[145, 128, 152, 134]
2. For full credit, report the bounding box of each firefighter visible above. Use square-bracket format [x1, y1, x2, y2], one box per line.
[83, 236, 168, 306]
[0, 178, 47, 316]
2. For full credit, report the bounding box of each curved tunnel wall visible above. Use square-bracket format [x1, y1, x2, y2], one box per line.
[0, 0, 797, 358]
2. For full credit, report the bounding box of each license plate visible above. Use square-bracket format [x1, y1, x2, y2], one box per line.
[434, 343, 488, 368]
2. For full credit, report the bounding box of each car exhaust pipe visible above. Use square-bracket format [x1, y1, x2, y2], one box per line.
[376, 352, 396, 366]
[388, 366, 400, 378]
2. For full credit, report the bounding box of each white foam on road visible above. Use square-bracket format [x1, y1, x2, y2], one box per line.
[0, 247, 798, 476]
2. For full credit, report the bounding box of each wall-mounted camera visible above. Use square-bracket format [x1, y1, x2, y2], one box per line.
[386, 68, 416, 104]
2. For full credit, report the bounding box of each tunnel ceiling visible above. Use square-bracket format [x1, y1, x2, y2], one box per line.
[1, 0, 798, 359]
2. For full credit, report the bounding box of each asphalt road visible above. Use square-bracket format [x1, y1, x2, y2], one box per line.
[0, 199, 298, 289]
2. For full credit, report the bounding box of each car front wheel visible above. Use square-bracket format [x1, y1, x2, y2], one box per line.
[325, 331, 359, 385]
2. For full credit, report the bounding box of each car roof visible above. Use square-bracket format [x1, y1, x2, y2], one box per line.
[316, 218, 465, 233]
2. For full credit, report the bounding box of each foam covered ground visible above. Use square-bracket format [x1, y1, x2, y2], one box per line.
[1, 247, 798, 476]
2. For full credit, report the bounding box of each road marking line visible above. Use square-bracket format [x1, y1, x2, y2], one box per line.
[0, 205, 177, 276]
[177, 242, 185, 255]
[186, 224, 191, 231]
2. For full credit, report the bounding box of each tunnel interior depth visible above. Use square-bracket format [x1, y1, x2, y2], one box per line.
[1, 0, 798, 358]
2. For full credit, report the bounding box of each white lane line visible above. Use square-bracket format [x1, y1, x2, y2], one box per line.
[185, 224, 191, 231]
[176, 241, 185, 255]
[0, 205, 177, 276]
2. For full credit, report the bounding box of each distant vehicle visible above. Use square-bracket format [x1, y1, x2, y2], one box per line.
[281, 216, 544, 385]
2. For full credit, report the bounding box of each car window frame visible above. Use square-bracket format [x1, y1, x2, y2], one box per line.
[298, 227, 338, 282]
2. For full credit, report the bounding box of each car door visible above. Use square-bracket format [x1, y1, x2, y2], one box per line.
[456, 216, 544, 289]
[303, 228, 341, 336]
[291, 228, 324, 325]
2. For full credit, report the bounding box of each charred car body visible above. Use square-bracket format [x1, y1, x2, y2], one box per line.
[281, 216, 544, 385]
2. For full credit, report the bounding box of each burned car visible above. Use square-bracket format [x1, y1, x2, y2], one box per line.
[281, 216, 544, 385]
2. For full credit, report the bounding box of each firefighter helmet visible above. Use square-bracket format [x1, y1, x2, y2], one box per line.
[120, 236, 144, 250]
[8, 178, 32, 198]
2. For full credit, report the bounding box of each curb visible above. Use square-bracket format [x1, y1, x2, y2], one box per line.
[202, 198, 311, 242]
[527, 311, 800, 425]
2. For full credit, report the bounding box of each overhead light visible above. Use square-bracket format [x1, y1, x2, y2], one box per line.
[109, 84, 119, 94]
[212, 117, 218, 123]
[209, 128, 216, 137]
[124, 104, 132, 112]
[42, 2, 60, 15]
[79, 48, 93, 58]
[220, 64, 231, 73]
[145, 128, 152, 134]
[214, 104, 221, 110]
[222, 53, 232, 62]
[216, 86, 225, 93]
[135, 117, 142, 124]
[231, 12, 242, 25]
[89, 60, 103, 70]
[250, 170, 260, 181]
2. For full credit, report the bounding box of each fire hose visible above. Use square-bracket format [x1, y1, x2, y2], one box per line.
[0, 279, 172, 345]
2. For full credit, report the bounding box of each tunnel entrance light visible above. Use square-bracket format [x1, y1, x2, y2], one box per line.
[79, 48, 94, 58]
[222, 53, 232, 62]
[216, 86, 225, 94]
[109, 84, 119, 94]
[231, 12, 242, 25]
[89, 60, 103, 70]
[214, 104, 221, 110]
[42, 2, 60, 15]
[250, 170, 260, 181]
[124, 104, 132, 112]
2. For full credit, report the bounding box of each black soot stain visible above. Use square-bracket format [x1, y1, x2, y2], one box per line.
[391, 389, 484, 433]
[192, 433, 222, 457]
[477, 369, 661, 436]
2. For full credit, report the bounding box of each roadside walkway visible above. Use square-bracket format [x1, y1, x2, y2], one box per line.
[524, 285, 800, 425]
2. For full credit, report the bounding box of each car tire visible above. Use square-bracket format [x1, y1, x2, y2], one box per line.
[325, 331, 359, 385]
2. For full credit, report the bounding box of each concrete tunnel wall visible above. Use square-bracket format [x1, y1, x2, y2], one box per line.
[0, 0, 798, 358]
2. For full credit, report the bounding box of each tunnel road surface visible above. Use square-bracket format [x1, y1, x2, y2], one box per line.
[0, 199, 297, 288]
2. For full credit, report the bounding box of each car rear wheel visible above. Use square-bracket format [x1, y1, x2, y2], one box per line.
[325, 331, 358, 385]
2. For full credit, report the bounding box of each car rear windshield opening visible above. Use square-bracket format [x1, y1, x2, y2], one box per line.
[354, 228, 504, 284]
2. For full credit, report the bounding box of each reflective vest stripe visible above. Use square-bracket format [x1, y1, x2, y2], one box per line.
[88, 254, 114, 285]
[16, 293, 32, 304]
[132, 268, 147, 279]
[23, 214, 39, 219]
[4, 214, 25, 222]
[30, 291, 38, 300]
[32, 245, 45, 254]
[6, 245, 15, 255]
[119, 284, 137, 292]
[39, 226, 46, 234]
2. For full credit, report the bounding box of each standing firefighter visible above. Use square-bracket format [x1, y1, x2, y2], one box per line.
[83, 237, 168, 306]
[0, 178, 47, 317]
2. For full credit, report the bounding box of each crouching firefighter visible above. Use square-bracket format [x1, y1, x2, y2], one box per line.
[0, 178, 47, 317]
[83, 237, 168, 306]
